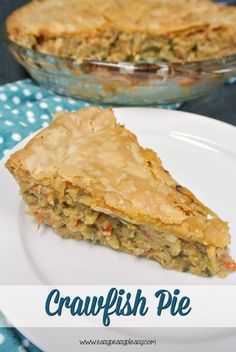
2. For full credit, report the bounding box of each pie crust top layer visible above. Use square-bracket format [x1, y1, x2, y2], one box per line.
[7, 0, 236, 38]
[6, 107, 229, 248]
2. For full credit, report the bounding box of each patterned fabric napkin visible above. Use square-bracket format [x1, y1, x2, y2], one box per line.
[0, 78, 101, 352]
[0, 311, 40, 352]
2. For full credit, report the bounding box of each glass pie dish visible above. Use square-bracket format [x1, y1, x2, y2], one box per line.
[4, 26, 236, 106]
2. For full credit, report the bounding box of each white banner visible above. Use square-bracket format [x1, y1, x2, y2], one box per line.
[0, 285, 235, 328]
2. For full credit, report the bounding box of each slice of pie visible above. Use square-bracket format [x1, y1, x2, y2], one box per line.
[6, 107, 235, 277]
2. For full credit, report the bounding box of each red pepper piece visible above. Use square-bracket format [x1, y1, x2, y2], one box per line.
[103, 224, 113, 232]
[224, 261, 236, 270]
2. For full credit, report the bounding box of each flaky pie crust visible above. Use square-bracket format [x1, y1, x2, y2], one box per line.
[7, 0, 236, 39]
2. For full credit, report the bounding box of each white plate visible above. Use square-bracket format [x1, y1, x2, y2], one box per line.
[0, 108, 236, 351]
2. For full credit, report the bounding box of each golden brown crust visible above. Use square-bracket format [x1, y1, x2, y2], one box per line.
[6, 0, 236, 63]
[6, 107, 230, 248]
[7, 0, 236, 39]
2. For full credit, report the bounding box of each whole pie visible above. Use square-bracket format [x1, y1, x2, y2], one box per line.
[6, 0, 236, 63]
[5, 107, 236, 277]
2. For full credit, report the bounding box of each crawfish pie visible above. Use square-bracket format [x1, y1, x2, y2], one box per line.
[6, 0, 236, 64]
[5, 107, 236, 277]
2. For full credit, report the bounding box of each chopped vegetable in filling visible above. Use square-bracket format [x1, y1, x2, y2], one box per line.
[16, 27, 236, 64]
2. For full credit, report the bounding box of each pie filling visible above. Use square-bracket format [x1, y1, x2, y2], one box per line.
[16, 175, 234, 278]
[17, 26, 236, 64]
